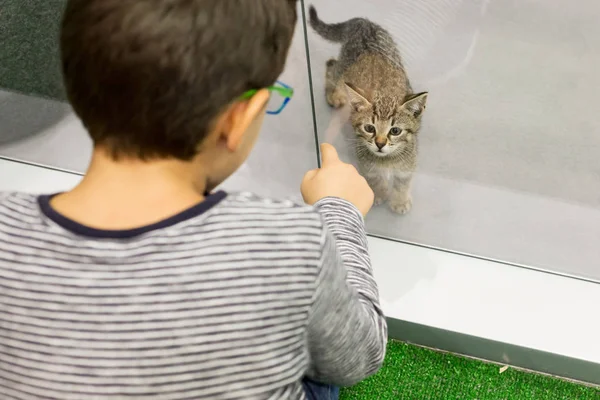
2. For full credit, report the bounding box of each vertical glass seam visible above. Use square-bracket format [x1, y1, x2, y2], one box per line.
[299, 0, 322, 168]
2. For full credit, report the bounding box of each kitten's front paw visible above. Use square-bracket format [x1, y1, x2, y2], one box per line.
[374, 197, 385, 206]
[389, 198, 412, 215]
[326, 91, 346, 109]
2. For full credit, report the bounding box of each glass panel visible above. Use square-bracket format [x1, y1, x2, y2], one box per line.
[0, 2, 318, 201]
[219, 21, 319, 200]
[304, 0, 600, 281]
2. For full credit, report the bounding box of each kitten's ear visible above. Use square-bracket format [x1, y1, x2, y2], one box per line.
[402, 92, 428, 117]
[344, 82, 371, 112]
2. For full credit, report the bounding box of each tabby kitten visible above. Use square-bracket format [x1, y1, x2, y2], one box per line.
[309, 5, 428, 214]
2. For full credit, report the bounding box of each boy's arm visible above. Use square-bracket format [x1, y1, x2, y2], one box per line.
[306, 196, 387, 387]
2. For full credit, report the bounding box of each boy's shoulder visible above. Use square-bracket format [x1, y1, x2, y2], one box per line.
[193, 191, 327, 251]
[0, 192, 42, 227]
[0, 191, 42, 214]
[223, 191, 314, 210]
[221, 191, 322, 220]
[217, 191, 325, 232]
[0, 191, 38, 207]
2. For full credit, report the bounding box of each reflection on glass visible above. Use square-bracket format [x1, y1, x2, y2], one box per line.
[306, 0, 600, 281]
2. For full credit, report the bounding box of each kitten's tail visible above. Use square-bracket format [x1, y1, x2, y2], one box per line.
[308, 5, 351, 43]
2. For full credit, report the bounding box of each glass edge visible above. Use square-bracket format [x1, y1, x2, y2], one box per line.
[368, 232, 600, 285]
[299, 0, 322, 168]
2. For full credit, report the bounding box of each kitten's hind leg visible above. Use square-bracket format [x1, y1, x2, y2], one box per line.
[325, 59, 346, 108]
[389, 172, 413, 215]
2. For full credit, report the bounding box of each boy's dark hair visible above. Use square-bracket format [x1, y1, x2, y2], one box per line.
[60, 0, 298, 161]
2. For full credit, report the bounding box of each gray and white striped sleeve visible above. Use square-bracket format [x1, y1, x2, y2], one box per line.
[305, 197, 387, 387]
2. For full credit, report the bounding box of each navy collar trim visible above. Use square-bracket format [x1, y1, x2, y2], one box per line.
[38, 190, 227, 239]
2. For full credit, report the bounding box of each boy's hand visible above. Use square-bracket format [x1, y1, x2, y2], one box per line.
[301, 143, 374, 217]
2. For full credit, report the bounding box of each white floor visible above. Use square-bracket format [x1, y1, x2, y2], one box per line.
[2, 158, 599, 369]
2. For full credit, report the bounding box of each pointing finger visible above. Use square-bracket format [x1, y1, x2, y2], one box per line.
[320, 143, 341, 166]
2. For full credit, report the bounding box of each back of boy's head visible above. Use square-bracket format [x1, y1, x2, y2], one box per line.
[61, 0, 298, 161]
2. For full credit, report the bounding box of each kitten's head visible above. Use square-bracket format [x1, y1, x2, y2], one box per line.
[345, 83, 428, 158]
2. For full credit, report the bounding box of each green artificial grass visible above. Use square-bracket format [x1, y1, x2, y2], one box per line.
[341, 340, 600, 400]
[0, 0, 67, 100]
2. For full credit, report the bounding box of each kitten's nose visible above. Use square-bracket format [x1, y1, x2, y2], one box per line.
[375, 139, 386, 149]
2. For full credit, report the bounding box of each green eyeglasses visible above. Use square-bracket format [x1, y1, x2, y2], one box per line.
[240, 80, 294, 115]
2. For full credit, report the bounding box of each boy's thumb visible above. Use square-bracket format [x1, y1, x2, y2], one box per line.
[320, 143, 340, 166]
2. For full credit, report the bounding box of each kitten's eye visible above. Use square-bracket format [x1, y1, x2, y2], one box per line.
[389, 127, 402, 136]
[364, 124, 376, 134]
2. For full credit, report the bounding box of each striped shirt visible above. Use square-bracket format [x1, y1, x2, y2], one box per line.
[0, 190, 387, 399]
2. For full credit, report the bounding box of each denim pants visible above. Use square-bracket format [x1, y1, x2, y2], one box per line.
[302, 378, 339, 400]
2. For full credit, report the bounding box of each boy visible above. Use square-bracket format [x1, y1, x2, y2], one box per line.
[0, 0, 386, 399]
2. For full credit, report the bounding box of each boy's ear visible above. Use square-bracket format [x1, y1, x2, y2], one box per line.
[344, 82, 371, 112]
[401, 92, 428, 117]
[223, 89, 270, 151]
